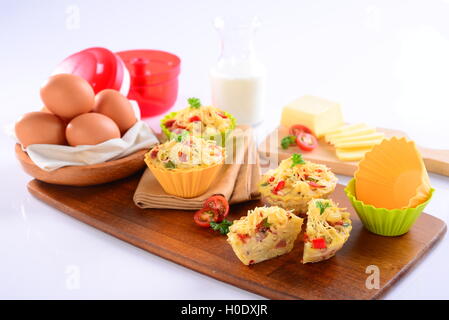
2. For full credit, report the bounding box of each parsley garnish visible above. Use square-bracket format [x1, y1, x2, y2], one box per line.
[164, 160, 176, 169]
[316, 201, 331, 215]
[281, 135, 296, 149]
[210, 219, 233, 235]
[262, 217, 271, 228]
[291, 153, 306, 167]
[175, 130, 189, 142]
[188, 97, 201, 109]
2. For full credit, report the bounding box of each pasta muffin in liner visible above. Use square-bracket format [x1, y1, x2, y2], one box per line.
[160, 97, 236, 146]
[144, 135, 225, 198]
[227, 206, 303, 265]
[303, 199, 352, 263]
[259, 154, 337, 215]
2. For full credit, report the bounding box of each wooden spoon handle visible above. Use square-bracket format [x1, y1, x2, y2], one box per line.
[419, 147, 449, 177]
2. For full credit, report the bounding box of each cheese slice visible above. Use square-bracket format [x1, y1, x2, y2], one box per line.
[322, 123, 366, 137]
[280, 95, 344, 137]
[333, 132, 385, 144]
[326, 126, 376, 144]
[335, 138, 384, 149]
[335, 147, 373, 161]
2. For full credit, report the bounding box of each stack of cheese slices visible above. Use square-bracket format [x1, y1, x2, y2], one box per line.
[324, 123, 385, 161]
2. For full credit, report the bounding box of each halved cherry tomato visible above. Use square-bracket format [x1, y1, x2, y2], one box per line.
[289, 124, 313, 136]
[296, 131, 318, 152]
[203, 195, 229, 222]
[193, 208, 219, 228]
[189, 115, 201, 122]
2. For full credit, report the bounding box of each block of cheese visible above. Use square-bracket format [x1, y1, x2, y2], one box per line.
[281, 95, 344, 137]
[336, 147, 373, 161]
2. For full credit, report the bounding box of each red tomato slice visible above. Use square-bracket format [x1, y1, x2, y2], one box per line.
[289, 124, 313, 136]
[193, 208, 219, 228]
[203, 195, 229, 222]
[296, 132, 318, 151]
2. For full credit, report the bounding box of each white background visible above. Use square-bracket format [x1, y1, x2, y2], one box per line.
[1, 0, 449, 299]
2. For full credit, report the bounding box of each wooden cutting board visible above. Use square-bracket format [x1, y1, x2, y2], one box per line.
[258, 126, 449, 177]
[27, 174, 446, 300]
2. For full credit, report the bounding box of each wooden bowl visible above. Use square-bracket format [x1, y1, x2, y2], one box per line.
[15, 143, 147, 186]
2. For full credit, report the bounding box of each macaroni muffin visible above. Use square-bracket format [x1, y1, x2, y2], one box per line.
[259, 153, 337, 215]
[303, 199, 352, 263]
[227, 206, 303, 265]
[160, 97, 236, 146]
[145, 135, 225, 198]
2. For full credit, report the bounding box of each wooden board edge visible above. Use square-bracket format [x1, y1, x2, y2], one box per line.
[26, 180, 299, 300]
[371, 221, 447, 300]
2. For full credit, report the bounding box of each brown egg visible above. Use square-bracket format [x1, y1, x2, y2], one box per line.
[40, 74, 95, 120]
[15, 112, 67, 147]
[66, 113, 120, 146]
[94, 89, 137, 135]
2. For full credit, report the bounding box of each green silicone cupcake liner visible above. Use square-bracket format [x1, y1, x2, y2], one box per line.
[160, 111, 237, 146]
[344, 178, 434, 236]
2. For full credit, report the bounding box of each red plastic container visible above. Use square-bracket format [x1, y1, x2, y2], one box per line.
[117, 50, 181, 118]
[53, 47, 181, 118]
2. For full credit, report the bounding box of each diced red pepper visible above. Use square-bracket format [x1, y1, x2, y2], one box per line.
[312, 238, 327, 249]
[188, 115, 201, 122]
[237, 233, 250, 243]
[272, 180, 285, 195]
[178, 151, 187, 162]
[308, 181, 325, 189]
[303, 233, 309, 242]
[164, 119, 176, 128]
[217, 112, 228, 119]
[268, 176, 275, 183]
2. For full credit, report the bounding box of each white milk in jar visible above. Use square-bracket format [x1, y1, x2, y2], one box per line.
[210, 16, 266, 126]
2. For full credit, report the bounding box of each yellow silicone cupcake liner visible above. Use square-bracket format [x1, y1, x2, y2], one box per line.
[144, 156, 224, 198]
[354, 137, 431, 209]
[345, 179, 434, 236]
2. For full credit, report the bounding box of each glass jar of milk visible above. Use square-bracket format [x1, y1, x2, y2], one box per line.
[210, 16, 266, 126]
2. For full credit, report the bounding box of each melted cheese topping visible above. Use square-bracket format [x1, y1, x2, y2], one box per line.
[146, 135, 224, 170]
[167, 105, 233, 137]
[305, 199, 351, 248]
[259, 157, 337, 200]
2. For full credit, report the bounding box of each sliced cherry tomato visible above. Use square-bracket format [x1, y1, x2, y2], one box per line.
[296, 131, 318, 152]
[193, 208, 219, 228]
[189, 115, 201, 122]
[289, 124, 313, 136]
[203, 195, 229, 222]
[312, 238, 327, 249]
